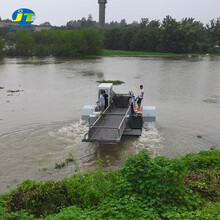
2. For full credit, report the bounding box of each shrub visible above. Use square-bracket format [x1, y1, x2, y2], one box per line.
[0, 207, 34, 220]
[183, 150, 220, 171]
[90, 196, 161, 220]
[168, 203, 220, 220]
[119, 150, 202, 213]
[185, 170, 220, 202]
[7, 179, 70, 218]
[62, 170, 120, 208]
[45, 206, 96, 220]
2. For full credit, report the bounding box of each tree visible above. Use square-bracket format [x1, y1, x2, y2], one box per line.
[119, 19, 127, 27]
[0, 37, 5, 56]
[40, 22, 52, 27]
[160, 16, 184, 53]
[207, 18, 220, 52]
[16, 32, 35, 56]
[140, 18, 149, 28]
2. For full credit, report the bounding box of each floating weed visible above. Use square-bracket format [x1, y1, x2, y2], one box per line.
[210, 146, 217, 151]
[96, 80, 125, 85]
[197, 135, 202, 139]
[203, 99, 217, 104]
[83, 73, 95, 77]
[7, 90, 24, 93]
[55, 153, 79, 172]
[0, 86, 4, 89]
[55, 162, 66, 169]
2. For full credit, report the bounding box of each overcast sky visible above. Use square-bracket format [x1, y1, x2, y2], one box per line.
[1, 0, 220, 26]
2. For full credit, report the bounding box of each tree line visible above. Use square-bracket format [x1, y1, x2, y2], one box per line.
[103, 16, 220, 54]
[0, 15, 220, 57]
[63, 15, 220, 54]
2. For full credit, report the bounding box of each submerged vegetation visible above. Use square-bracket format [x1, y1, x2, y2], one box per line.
[0, 149, 220, 219]
[96, 80, 125, 85]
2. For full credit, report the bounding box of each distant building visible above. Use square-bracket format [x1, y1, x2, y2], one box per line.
[98, 0, 107, 27]
[0, 20, 52, 31]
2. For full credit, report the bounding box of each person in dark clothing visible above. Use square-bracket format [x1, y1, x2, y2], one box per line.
[103, 90, 108, 109]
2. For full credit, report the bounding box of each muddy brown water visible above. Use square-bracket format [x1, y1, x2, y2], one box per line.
[0, 56, 220, 194]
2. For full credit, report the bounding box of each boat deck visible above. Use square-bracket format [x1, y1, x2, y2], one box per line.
[88, 108, 129, 144]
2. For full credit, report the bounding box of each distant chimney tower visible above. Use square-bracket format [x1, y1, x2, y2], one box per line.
[98, 0, 107, 27]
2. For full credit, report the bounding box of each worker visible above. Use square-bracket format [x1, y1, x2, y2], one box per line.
[98, 90, 105, 112]
[137, 85, 144, 109]
[103, 90, 108, 109]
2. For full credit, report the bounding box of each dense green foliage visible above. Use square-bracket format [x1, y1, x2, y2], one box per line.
[0, 150, 220, 219]
[183, 150, 220, 171]
[5, 28, 103, 57]
[6, 180, 69, 217]
[103, 17, 220, 54]
[1, 16, 220, 57]
[0, 37, 5, 56]
[169, 203, 220, 220]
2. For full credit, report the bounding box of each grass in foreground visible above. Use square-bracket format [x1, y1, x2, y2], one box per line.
[0, 149, 220, 219]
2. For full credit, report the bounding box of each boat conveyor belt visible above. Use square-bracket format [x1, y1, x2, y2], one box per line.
[88, 106, 131, 144]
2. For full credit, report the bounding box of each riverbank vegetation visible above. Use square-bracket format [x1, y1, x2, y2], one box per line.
[94, 50, 182, 57]
[102, 16, 220, 54]
[21, 61, 45, 65]
[0, 37, 5, 56]
[0, 149, 220, 219]
[3, 28, 103, 57]
[0, 16, 219, 57]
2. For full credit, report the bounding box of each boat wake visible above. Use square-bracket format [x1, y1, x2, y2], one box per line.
[134, 122, 164, 157]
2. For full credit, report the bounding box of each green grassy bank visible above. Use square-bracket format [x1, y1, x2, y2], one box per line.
[0, 149, 220, 219]
[89, 49, 220, 58]
[102, 50, 183, 57]
[90, 49, 182, 57]
[210, 53, 220, 56]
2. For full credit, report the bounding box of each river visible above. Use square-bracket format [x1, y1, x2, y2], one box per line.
[0, 56, 220, 194]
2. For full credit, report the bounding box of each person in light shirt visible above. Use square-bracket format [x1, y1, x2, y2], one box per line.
[137, 85, 144, 109]
[98, 90, 105, 112]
